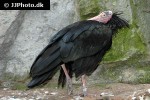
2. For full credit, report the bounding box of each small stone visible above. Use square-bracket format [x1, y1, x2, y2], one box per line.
[7, 97, 21, 100]
[100, 92, 114, 96]
[50, 92, 58, 95]
[45, 91, 49, 94]
[11, 93, 15, 95]
[73, 96, 83, 100]
[147, 89, 150, 93]
[36, 96, 42, 100]
[138, 95, 144, 100]
[41, 89, 44, 91]
[3, 88, 8, 90]
[18, 93, 21, 95]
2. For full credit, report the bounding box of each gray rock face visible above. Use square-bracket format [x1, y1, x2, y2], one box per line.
[101, 0, 132, 21]
[0, 11, 26, 79]
[0, 0, 79, 81]
[131, 0, 150, 53]
[0, 0, 150, 87]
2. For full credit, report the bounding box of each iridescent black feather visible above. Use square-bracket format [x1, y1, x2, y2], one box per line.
[107, 12, 129, 33]
[27, 12, 129, 89]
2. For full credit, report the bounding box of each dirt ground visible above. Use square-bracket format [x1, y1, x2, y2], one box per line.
[0, 83, 150, 100]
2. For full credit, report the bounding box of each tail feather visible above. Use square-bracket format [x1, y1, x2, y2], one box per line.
[28, 64, 60, 88]
[30, 42, 60, 77]
[31, 50, 60, 77]
[28, 43, 62, 88]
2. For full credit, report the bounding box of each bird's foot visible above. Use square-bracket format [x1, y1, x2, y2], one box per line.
[67, 84, 73, 95]
[80, 86, 87, 97]
[67, 79, 73, 95]
[83, 87, 87, 96]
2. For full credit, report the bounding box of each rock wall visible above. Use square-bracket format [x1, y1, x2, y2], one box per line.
[130, 0, 150, 54]
[0, 0, 79, 86]
[78, 0, 150, 83]
[0, 0, 150, 87]
[0, 11, 26, 78]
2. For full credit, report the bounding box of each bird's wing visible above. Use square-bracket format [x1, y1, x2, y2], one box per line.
[72, 40, 112, 78]
[51, 20, 92, 43]
[29, 21, 90, 75]
[57, 20, 113, 62]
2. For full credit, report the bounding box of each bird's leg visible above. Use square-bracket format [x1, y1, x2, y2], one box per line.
[61, 64, 73, 95]
[81, 74, 87, 96]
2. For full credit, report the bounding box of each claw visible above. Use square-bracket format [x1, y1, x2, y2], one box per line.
[82, 86, 87, 97]
[79, 86, 88, 97]
[81, 75, 87, 97]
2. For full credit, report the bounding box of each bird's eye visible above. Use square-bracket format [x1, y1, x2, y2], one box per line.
[103, 14, 106, 16]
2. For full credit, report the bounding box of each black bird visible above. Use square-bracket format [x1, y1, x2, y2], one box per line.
[27, 11, 129, 96]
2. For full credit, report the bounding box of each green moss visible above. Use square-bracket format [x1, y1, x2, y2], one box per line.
[103, 24, 146, 62]
[77, 0, 146, 62]
[93, 83, 107, 89]
[97, 54, 150, 84]
[1, 72, 29, 90]
[77, 0, 101, 20]
[134, 61, 150, 83]
[129, 0, 138, 24]
[77, 0, 149, 84]
[103, 70, 119, 81]
[12, 82, 27, 90]
[98, 64, 122, 82]
[44, 81, 58, 89]
[137, 72, 150, 83]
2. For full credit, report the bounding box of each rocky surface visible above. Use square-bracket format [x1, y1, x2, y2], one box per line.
[0, 0, 150, 91]
[130, 0, 150, 53]
[1, 83, 150, 100]
[0, 0, 79, 84]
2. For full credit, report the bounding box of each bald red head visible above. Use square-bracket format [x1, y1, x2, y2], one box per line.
[88, 11, 113, 23]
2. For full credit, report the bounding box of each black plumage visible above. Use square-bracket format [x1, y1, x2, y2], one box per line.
[27, 13, 129, 88]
